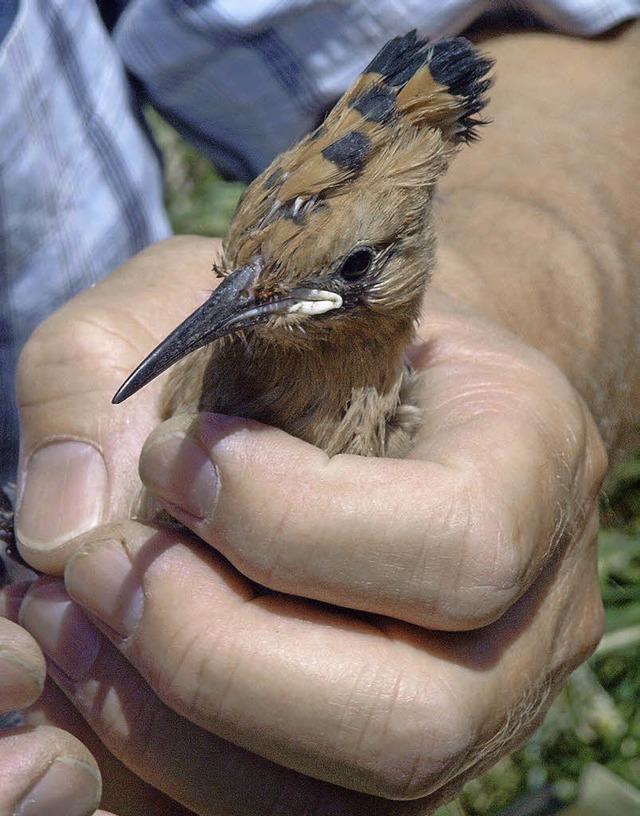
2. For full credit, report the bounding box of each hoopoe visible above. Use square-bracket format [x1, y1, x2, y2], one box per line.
[114, 31, 492, 458]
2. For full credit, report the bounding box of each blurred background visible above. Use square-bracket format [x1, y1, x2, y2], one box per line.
[148, 110, 640, 816]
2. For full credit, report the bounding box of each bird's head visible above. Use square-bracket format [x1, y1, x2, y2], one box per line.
[113, 33, 492, 405]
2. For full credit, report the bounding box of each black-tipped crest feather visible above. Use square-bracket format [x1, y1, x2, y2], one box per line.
[427, 38, 494, 141]
[225, 33, 492, 236]
[364, 30, 422, 79]
[359, 30, 492, 142]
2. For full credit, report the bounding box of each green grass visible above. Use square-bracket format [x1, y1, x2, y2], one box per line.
[147, 108, 245, 238]
[148, 111, 640, 814]
[458, 521, 640, 812]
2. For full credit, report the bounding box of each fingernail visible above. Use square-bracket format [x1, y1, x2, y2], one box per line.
[19, 580, 100, 682]
[17, 442, 107, 549]
[15, 757, 100, 816]
[140, 430, 219, 520]
[66, 542, 143, 638]
[0, 652, 44, 710]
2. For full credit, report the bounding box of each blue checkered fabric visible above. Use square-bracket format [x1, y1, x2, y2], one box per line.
[0, 0, 170, 480]
[113, 0, 640, 182]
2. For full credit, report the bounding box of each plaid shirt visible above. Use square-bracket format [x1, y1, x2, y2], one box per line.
[1, 0, 638, 480]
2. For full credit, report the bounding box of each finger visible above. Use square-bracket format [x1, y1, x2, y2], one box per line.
[138, 307, 606, 629]
[0, 581, 34, 622]
[0, 724, 101, 816]
[51, 518, 601, 801]
[14, 659, 192, 816]
[14, 237, 222, 574]
[0, 616, 46, 712]
[20, 577, 441, 814]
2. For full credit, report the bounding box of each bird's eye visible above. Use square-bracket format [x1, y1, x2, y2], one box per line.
[337, 247, 375, 281]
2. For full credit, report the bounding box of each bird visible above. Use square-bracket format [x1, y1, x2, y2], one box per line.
[113, 31, 493, 458]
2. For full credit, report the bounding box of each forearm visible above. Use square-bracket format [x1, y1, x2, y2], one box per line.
[432, 23, 640, 456]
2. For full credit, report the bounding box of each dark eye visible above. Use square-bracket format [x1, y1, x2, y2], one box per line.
[337, 247, 375, 281]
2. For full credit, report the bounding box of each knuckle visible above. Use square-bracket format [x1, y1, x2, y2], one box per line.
[439, 499, 528, 629]
[556, 588, 604, 678]
[16, 321, 51, 386]
[148, 624, 217, 719]
[567, 393, 608, 497]
[17, 310, 110, 393]
[115, 692, 173, 774]
[572, 556, 605, 662]
[346, 674, 475, 800]
[586, 415, 609, 490]
[581, 593, 605, 655]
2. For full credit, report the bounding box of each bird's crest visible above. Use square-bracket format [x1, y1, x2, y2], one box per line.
[224, 32, 492, 265]
[113, 32, 492, 420]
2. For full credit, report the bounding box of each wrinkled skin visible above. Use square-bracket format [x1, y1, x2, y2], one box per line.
[2, 23, 639, 816]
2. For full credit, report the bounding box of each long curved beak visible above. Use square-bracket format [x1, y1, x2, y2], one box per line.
[112, 260, 342, 404]
[112, 260, 263, 404]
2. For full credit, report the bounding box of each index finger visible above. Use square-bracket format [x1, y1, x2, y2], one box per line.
[15, 236, 223, 574]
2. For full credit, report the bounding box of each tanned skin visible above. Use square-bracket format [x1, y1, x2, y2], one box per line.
[4, 21, 639, 816]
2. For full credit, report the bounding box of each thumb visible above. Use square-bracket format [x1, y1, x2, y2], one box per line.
[15, 236, 221, 574]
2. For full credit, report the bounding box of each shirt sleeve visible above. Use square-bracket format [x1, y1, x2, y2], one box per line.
[0, 0, 170, 480]
[113, 0, 640, 182]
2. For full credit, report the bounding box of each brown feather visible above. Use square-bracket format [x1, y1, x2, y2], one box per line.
[116, 33, 493, 460]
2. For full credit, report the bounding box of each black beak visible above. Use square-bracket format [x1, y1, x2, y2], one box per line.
[112, 260, 276, 404]
[112, 258, 344, 405]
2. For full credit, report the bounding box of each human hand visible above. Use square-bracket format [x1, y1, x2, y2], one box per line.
[0, 583, 105, 816]
[15, 236, 606, 814]
[1, 583, 192, 816]
[10, 238, 224, 815]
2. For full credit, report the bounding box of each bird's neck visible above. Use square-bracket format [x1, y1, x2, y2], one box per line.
[185, 327, 419, 457]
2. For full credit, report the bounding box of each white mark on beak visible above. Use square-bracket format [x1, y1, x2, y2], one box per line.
[287, 290, 343, 316]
